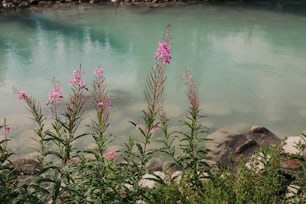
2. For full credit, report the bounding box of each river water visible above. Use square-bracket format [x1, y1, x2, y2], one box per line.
[1, 6, 306, 156]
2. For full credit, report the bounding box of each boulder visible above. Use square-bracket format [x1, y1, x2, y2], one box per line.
[283, 136, 306, 156]
[12, 158, 41, 175]
[204, 126, 281, 170]
[18, 1, 29, 7]
[139, 171, 165, 188]
[247, 125, 281, 147]
[146, 158, 162, 172]
[281, 159, 302, 170]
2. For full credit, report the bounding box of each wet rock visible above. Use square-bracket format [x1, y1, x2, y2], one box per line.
[12, 159, 41, 175]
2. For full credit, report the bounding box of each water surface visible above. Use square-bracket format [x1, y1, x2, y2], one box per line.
[1, 6, 306, 156]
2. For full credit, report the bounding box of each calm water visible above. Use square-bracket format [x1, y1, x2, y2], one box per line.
[1, 6, 306, 155]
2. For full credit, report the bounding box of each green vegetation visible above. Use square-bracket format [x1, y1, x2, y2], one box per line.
[1, 24, 305, 204]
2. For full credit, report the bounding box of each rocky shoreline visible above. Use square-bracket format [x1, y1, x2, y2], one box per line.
[0, 0, 199, 14]
[1, 0, 306, 16]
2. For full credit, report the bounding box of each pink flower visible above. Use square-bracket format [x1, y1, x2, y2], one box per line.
[106, 151, 116, 160]
[67, 158, 77, 164]
[97, 102, 104, 107]
[150, 123, 159, 134]
[105, 101, 112, 108]
[46, 86, 64, 106]
[16, 91, 27, 100]
[154, 41, 172, 64]
[136, 124, 142, 129]
[94, 67, 104, 77]
[69, 70, 87, 90]
[97, 100, 112, 108]
[3, 124, 11, 135]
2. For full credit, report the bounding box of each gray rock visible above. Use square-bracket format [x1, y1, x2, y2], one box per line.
[248, 125, 281, 147]
[146, 158, 162, 172]
[204, 126, 281, 170]
[12, 159, 41, 175]
[29, 0, 39, 5]
[18, 1, 29, 7]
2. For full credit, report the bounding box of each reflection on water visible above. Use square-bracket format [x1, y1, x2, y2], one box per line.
[1, 6, 306, 156]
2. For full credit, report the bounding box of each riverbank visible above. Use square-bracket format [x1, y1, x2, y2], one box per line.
[1, 0, 306, 16]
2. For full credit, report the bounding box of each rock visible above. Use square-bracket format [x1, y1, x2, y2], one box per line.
[139, 171, 165, 188]
[12, 159, 41, 175]
[281, 159, 302, 170]
[245, 153, 270, 172]
[234, 139, 258, 154]
[285, 185, 302, 203]
[18, 1, 29, 7]
[283, 136, 306, 156]
[146, 158, 162, 172]
[29, 0, 39, 5]
[12, 0, 21, 5]
[162, 160, 181, 175]
[248, 125, 269, 135]
[205, 126, 280, 170]
[247, 125, 281, 147]
[170, 170, 182, 183]
[3, 2, 14, 8]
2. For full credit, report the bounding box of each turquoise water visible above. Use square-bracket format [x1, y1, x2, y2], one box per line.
[1, 6, 306, 155]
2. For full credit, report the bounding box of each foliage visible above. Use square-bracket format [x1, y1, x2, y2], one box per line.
[0, 24, 305, 203]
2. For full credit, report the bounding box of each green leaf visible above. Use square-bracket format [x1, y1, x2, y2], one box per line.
[45, 150, 64, 160]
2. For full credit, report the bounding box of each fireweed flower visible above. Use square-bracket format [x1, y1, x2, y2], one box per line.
[97, 100, 112, 108]
[136, 123, 142, 129]
[150, 123, 159, 134]
[69, 69, 87, 90]
[16, 91, 27, 100]
[154, 41, 172, 64]
[3, 124, 11, 135]
[106, 151, 116, 160]
[46, 86, 64, 106]
[94, 67, 104, 77]
[97, 102, 104, 107]
[105, 101, 112, 108]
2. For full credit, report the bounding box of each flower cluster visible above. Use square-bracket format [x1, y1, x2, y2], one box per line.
[2, 124, 11, 135]
[154, 41, 172, 64]
[16, 91, 28, 100]
[69, 69, 87, 90]
[46, 86, 64, 106]
[94, 67, 104, 77]
[106, 151, 116, 160]
[97, 100, 113, 108]
[150, 123, 159, 134]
